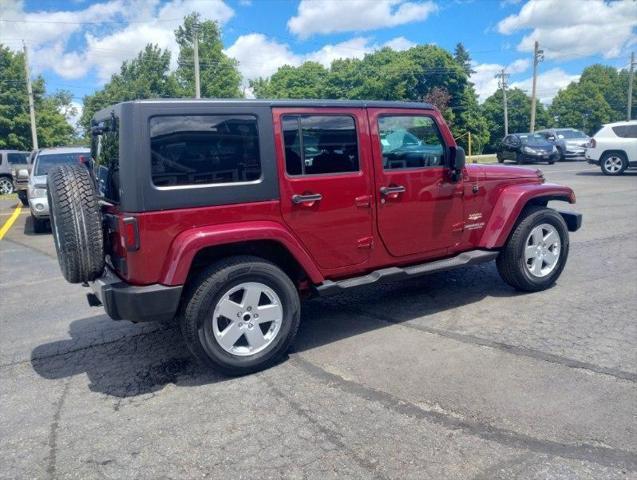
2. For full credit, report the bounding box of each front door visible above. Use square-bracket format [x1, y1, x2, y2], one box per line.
[368, 109, 463, 258]
[274, 108, 374, 270]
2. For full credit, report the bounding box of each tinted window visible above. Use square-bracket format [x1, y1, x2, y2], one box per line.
[7, 153, 28, 164]
[558, 129, 586, 139]
[379, 116, 444, 169]
[283, 115, 359, 175]
[92, 116, 119, 201]
[612, 125, 637, 138]
[150, 115, 261, 187]
[34, 153, 87, 176]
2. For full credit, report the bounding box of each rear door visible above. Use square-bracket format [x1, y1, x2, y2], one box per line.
[273, 108, 374, 270]
[368, 109, 463, 258]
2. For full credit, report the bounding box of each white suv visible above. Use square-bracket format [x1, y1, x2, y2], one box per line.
[586, 120, 637, 175]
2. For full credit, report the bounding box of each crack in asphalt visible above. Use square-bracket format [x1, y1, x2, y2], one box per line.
[345, 306, 637, 383]
[47, 380, 70, 480]
[260, 374, 390, 480]
[290, 355, 637, 472]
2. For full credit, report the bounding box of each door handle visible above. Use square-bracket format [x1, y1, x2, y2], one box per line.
[292, 193, 323, 205]
[380, 185, 406, 196]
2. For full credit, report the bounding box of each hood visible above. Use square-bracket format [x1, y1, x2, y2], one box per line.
[30, 175, 48, 188]
[467, 164, 542, 181]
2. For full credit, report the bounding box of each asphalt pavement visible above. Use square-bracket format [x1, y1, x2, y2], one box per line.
[1, 162, 636, 479]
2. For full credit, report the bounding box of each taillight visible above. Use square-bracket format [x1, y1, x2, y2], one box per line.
[589, 138, 596, 148]
[122, 217, 140, 251]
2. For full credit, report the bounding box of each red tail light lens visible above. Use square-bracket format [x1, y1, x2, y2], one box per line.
[122, 217, 140, 251]
[589, 138, 596, 148]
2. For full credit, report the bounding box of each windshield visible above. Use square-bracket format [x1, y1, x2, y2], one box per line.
[518, 133, 545, 144]
[557, 130, 587, 139]
[34, 153, 86, 176]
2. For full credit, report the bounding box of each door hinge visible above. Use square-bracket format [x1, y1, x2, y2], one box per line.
[357, 236, 374, 249]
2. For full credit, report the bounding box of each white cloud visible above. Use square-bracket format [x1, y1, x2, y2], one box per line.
[470, 58, 530, 102]
[288, 0, 438, 39]
[225, 34, 417, 84]
[224, 33, 301, 80]
[498, 0, 637, 60]
[1, 0, 235, 82]
[510, 67, 579, 103]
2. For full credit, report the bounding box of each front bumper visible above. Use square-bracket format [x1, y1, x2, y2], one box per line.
[520, 152, 560, 163]
[88, 266, 183, 323]
[558, 211, 583, 232]
[29, 195, 49, 218]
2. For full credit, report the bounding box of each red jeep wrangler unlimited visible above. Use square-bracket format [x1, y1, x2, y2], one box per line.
[47, 100, 581, 374]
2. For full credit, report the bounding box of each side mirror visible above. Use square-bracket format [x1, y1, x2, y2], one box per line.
[450, 146, 465, 182]
[17, 168, 29, 180]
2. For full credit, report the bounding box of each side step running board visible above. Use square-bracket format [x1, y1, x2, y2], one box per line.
[315, 250, 499, 296]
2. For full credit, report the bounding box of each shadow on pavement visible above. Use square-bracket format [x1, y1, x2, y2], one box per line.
[31, 263, 516, 398]
[576, 170, 637, 176]
[23, 215, 51, 236]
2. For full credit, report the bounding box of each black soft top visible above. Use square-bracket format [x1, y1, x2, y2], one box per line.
[94, 98, 435, 121]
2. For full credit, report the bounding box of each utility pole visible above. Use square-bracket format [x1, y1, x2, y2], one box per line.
[495, 69, 510, 136]
[530, 40, 544, 132]
[193, 22, 201, 99]
[627, 51, 635, 121]
[22, 41, 38, 150]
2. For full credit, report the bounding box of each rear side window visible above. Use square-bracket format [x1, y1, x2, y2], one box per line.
[150, 115, 261, 187]
[378, 116, 445, 169]
[7, 153, 28, 164]
[611, 125, 637, 138]
[282, 115, 359, 176]
[92, 115, 120, 202]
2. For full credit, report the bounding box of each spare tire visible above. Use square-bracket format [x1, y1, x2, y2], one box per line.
[47, 164, 104, 283]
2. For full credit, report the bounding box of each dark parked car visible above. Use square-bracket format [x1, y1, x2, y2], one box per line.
[536, 128, 589, 161]
[497, 133, 559, 165]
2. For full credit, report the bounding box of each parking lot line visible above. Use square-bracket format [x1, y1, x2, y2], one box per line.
[0, 205, 22, 240]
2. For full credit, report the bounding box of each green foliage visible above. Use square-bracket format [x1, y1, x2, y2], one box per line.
[453, 43, 475, 76]
[250, 62, 330, 99]
[549, 64, 635, 134]
[175, 13, 242, 98]
[482, 88, 551, 152]
[80, 44, 179, 134]
[0, 44, 75, 150]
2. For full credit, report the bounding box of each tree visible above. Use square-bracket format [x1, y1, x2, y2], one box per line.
[250, 62, 330, 99]
[175, 13, 242, 98]
[482, 88, 551, 152]
[0, 44, 75, 150]
[548, 64, 635, 133]
[453, 43, 475, 76]
[80, 44, 179, 134]
[549, 82, 613, 135]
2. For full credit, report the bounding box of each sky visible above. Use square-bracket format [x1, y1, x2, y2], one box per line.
[1, 0, 636, 126]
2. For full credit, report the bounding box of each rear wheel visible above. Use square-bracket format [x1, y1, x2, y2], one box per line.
[497, 206, 569, 292]
[497, 153, 504, 163]
[180, 256, 301, 375]
[600, 152, 627, 175]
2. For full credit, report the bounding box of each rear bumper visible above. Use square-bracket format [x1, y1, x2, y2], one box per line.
[88, 266, 182, 323]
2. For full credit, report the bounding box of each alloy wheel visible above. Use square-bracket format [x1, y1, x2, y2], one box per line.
[603, 155, 623, 174]
[211, 282, 283, 356]
[0, 177, 14, 195]
[524, 223, 561, 278]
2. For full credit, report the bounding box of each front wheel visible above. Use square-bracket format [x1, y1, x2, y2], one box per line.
[180, 256, 301, 375]
[600, 152, 627, 175]
[496, 206, 569, 292]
